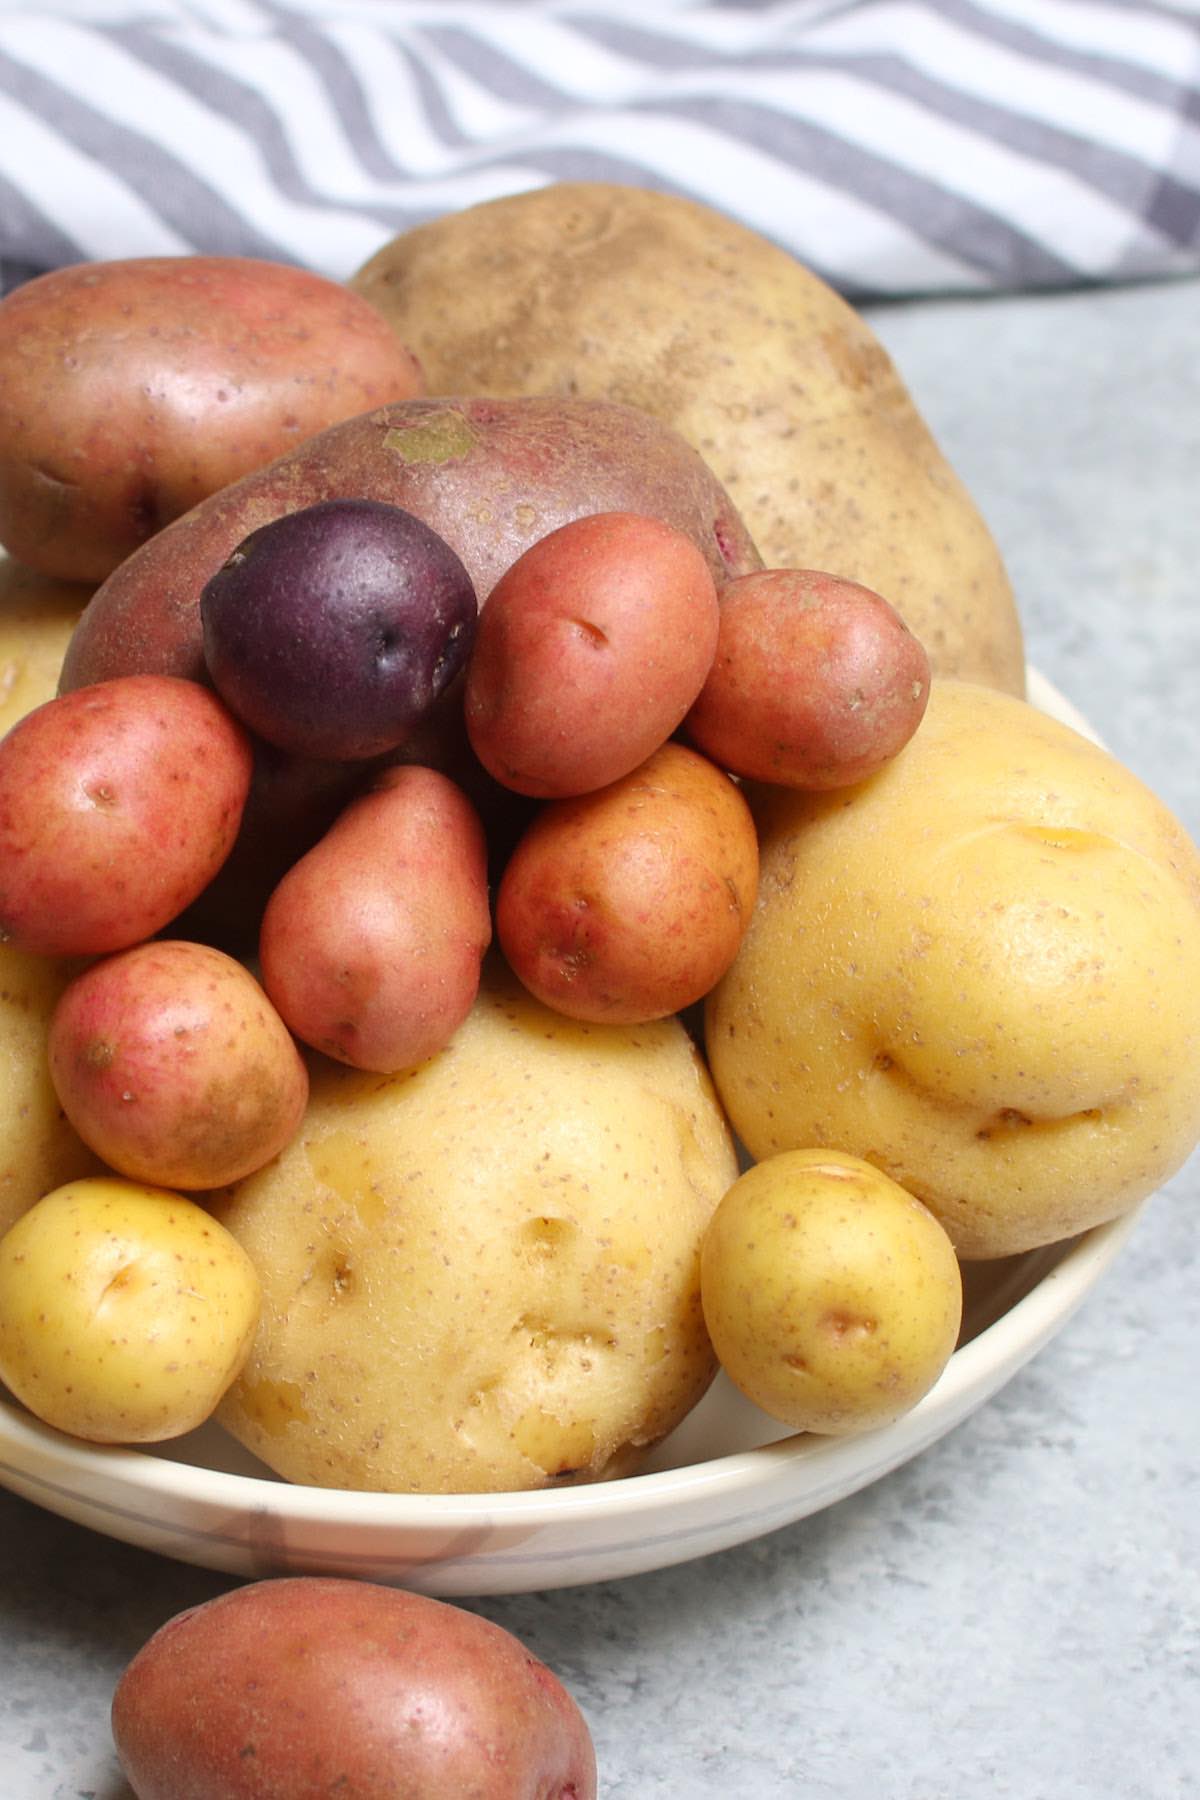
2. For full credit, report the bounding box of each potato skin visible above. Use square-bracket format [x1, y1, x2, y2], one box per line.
[47, 941, 309, 1190]
[111, 1577, 598, 1800]
[706, 680, 1200, 1258]
[0, 674, 253, 957]
[259, 765, 492, 1072]
[353, 182, 1025, 692]
[701, 1149, 962, 1434]
[0, 1176, 261, 1443]
[684, 567, 930, 787]
[497, 742, 759, 1024]
[212, 960, 737, 1493]
[0, 255, 424, 583]
[465, 511, 720, 797]
[59, 395, 760, 695]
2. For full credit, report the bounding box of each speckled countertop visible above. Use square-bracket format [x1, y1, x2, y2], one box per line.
[2, 272, 1197, 1800]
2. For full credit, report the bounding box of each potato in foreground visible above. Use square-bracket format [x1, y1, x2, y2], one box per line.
[701, 1150, 962, 1434]
[212, 961, 738, 1493]
[707, 680, 1200, 1259]
[112, 1577, 597, 1800]
[0, 1177, 260, 1443]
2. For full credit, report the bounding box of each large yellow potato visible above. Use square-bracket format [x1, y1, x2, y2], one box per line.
[353, 182, 1025, 692]
[0, 553, 90, 737]
[0, 944, 100, 1238]
[706, 681, 1200, 1259]
[213, 961, 738, 1493]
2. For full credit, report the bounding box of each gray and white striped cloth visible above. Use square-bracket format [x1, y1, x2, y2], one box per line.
[0, 0, 1198, 299]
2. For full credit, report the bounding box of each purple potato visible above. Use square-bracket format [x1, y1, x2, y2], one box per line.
[200, 499, 477, 761]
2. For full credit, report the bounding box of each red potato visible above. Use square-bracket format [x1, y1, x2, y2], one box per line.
[497, 740, 759, 1023]
[0, 256, 424, 583]
[685, 567, 931, 787]
[259, 764, 492, 1072]
[47, 941, 309, 1190]
[111, 1576, 598, 1800]
[0, 674, 252, 957]
[464, 511, 720, 797]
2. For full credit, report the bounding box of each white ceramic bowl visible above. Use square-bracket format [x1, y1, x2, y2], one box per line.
[0, 671, 1142, 1596]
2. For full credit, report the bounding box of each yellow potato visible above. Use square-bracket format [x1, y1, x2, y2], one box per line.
[0, 1177, 261, 1443]
[212, 960, 738, 1493]
[0, 553, 90, 737]
[706, 680, 1200, 1259]
[353, 182, 1025, 692]
[0, 944, 101, 1239]
[701, 1150, 962, 1434]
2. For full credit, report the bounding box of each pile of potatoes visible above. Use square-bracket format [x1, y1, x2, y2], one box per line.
[0, 184, 1198, 1503]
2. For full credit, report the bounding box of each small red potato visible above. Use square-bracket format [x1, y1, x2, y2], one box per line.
[111, 1576, 599, 1800]
[260, 764, 492, 1071]
[685, 567, 931, 787]
[465, 510, 720, 796]
[0, 674, 253, 957]
[497, 740, 759, 1023]
[47, 940, 309, 1190]
[0, 255, 424, 582]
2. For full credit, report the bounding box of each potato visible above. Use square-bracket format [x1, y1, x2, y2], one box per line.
[0, 554, 90, 737]
[0, 1176, 260, 1443]
[259, 765, 492, 1072]
[201, 499, 478, 761]
[212, 959, 738, 1492]
[0, 255, 424, 583]
[684, 567, 930, 787]
[352, 182, 1025, 692]
[706, 680, 1200, 1258]
[59, 395, 760, 695]
[701, 1149, 963, 1434]
[0, 674, 253, 957]
[497, 742, 760, 1024]
[47, 941, 309, 1190]
[112, 1577, 598, 1800]
[465, 511, 719, 797]
[0, 944, 101, 1239]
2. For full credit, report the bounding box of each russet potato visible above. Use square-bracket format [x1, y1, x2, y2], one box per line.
[706, 680, 1200, 1259]
[212, 960, 738, 1493]
[353, 182, 1025, 691]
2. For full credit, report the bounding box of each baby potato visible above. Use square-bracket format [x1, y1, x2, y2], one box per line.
[701, 1150, 963, 1435]
[685, 568, 931, 787]
[0, 255, 424, 583]
[0, 944, 101, 1239]
[0, 674, 253, 957]
[47, 940, 309, 1191]
[113, 1578, 598, 1800]
[259, 765, 492, 1072]
[0, 1176, 261, 1443]
[465, 511, 720, 796]
[0, 554, 91, 738]
[496, 741, 759, 1023]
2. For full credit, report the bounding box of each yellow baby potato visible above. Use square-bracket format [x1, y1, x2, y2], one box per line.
[0, 553, 90, 738]
[212, 960, 739, 1494]
[707, 680, 1200, 1259]
[0, 945, 101, 1240]
[701, 1149, 963, 1434]
[0, 1177, 261, 1443]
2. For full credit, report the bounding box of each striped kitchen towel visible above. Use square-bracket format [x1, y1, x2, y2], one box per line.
[0, 0, 1197, 299]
